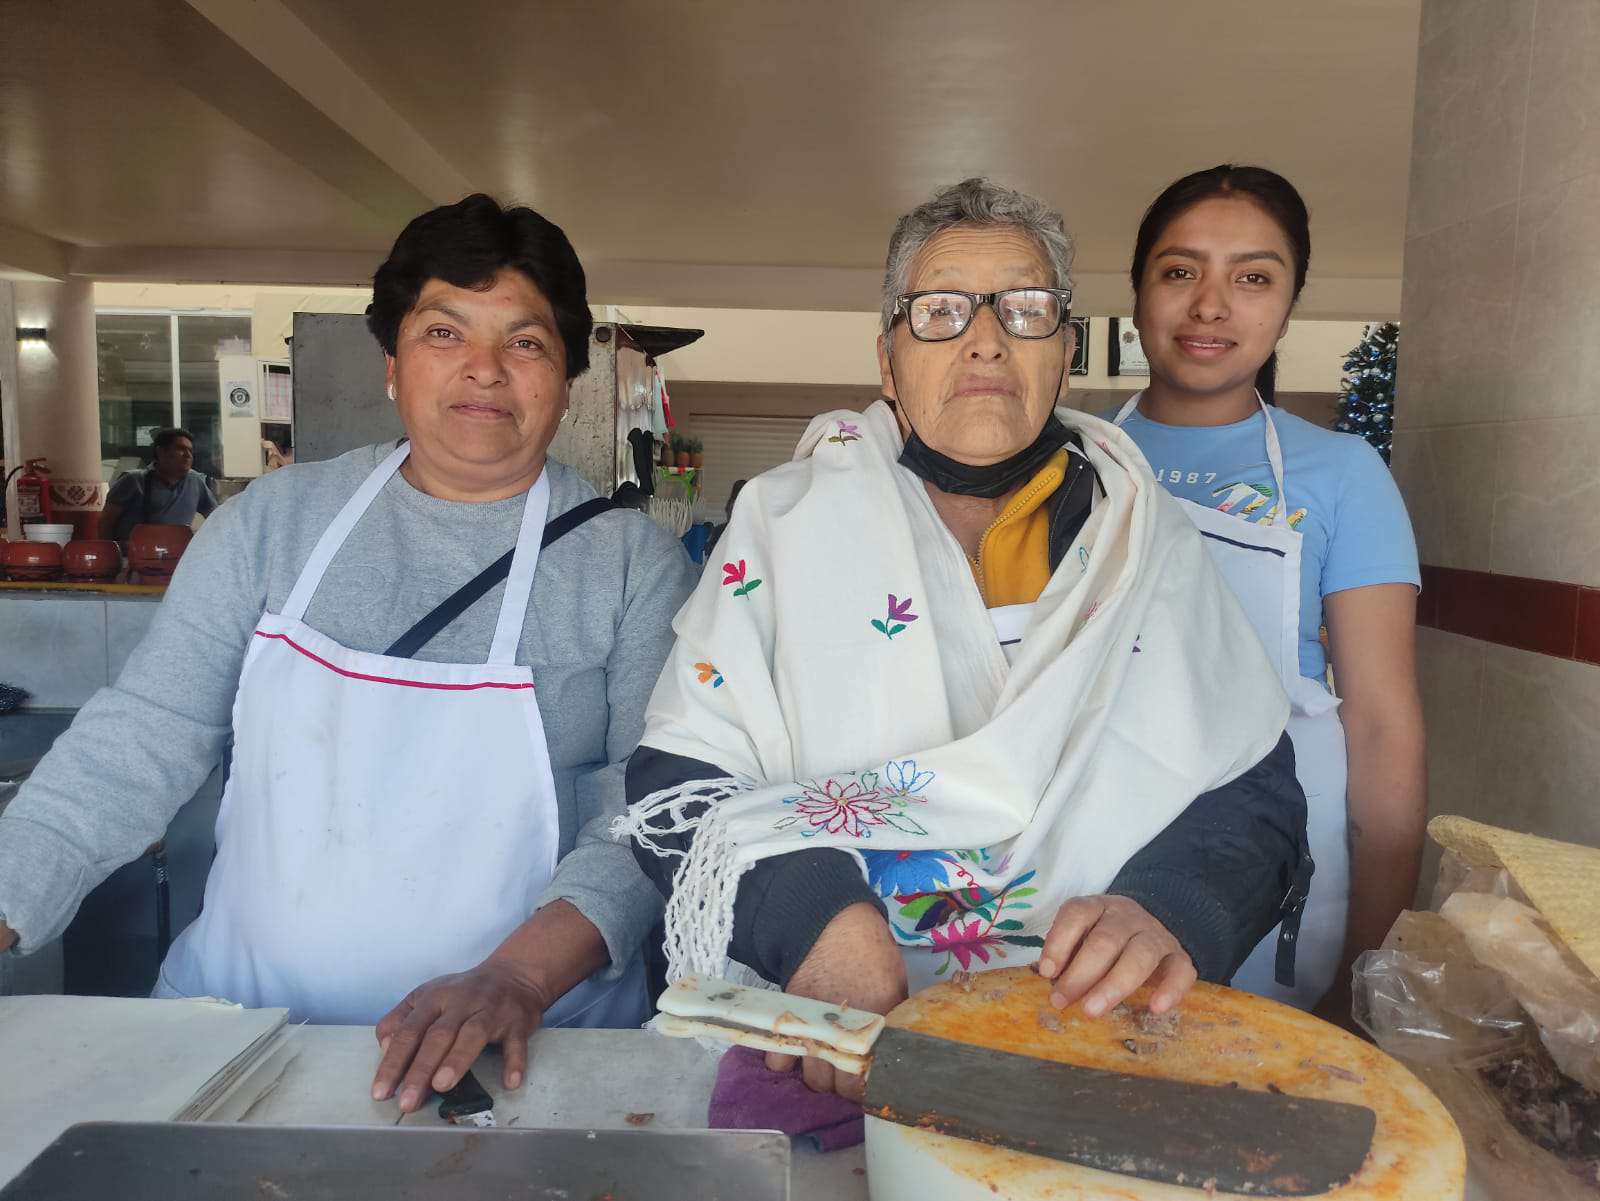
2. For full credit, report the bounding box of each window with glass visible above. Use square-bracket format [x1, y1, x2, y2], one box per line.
[96, 312, 252, 482]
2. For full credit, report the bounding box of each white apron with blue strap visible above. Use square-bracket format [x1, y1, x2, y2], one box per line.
[156, 443, 648, 1027]
[1115, 392, 1346, 1008]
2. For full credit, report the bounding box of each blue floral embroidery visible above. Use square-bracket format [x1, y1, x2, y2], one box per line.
[881, 758, 934, 801]
[862, 849, 955, 897]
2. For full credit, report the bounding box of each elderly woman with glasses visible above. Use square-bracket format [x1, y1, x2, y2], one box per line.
[619, 179, 1310, 1098]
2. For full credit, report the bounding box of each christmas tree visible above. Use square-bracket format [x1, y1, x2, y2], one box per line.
[1335, 322, 1399, 463]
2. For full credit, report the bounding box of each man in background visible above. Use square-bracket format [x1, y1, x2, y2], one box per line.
[99, 428, 219, 544]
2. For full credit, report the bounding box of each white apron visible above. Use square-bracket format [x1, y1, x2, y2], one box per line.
[1115, 394, 1347, 1008]
[156, 444, 647, 1027]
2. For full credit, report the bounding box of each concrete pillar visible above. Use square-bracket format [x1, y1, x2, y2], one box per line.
[7, 279, 102, 536]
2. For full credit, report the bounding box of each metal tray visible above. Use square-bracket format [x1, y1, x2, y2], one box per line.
[0, 1122, 790, 1200]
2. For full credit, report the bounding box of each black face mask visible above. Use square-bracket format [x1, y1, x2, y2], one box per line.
[885, 336, 1071, 498]
[894, 409, 1071, 498]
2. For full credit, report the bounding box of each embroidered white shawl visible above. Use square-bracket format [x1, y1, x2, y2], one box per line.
[615, 400, 1288, 989]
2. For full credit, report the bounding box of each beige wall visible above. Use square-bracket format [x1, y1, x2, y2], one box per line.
[6, 278, 101, 530]
[94, 283, 375, 360]
[1391, 0, 1600, 849]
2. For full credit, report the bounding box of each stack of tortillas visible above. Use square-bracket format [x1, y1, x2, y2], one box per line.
[1430, 815, 1600, 982]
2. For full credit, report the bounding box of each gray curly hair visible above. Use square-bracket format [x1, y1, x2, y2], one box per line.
[880, 178, 1076, 333]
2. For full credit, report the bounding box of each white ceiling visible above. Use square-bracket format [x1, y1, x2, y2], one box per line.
[0, 0, 1420, 315]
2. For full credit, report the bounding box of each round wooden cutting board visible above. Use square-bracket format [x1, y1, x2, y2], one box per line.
[864, 967, 1465, 1201]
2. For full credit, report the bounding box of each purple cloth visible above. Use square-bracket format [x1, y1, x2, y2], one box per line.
[707, 1046, 865, 1151]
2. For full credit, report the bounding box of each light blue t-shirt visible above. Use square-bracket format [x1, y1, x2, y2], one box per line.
[1113, 405, 1420, 681]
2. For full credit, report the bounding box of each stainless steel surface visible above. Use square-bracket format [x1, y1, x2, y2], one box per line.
[1, 1122, 791, 1201]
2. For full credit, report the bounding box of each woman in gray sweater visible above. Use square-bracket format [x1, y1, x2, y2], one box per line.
[0, 195, 694, 1116]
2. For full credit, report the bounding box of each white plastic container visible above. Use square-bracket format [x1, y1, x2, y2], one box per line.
[23, 523, 74, 546]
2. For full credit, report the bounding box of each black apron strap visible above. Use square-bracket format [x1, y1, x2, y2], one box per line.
[384, 497, 618, 660]
[1273, 832, 1315, 988]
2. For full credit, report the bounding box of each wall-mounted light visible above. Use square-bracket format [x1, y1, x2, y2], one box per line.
[15, 327, 48, 347]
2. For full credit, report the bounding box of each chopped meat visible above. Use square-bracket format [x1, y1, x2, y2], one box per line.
[1481, 1043, 1600, 1184]
[1135, 1008, 1180, 1038]
[951, 970, 976, 992]
[1121, 1038, 1158, 1056]
[1037, 1009, 1064, 1033]
[982, 989, 1008, 1002]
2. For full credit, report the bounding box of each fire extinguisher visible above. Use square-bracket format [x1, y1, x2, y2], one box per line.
[11, 458, 54, 530]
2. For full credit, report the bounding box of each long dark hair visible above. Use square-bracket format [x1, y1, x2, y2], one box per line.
[1129, 165, 1310, 405]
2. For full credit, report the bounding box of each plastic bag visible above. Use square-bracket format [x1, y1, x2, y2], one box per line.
[1355, 850, 1600, 1197]
[1352, 911, 1531, 1069]
[1440, 892, 1600, 1092]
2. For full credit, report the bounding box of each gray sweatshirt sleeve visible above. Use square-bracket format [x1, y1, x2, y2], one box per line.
[532, 521, 694, 979]
[0, 492, 267, 951]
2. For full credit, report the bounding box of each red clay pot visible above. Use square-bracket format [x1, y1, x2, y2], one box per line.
[2, 539, 63, 581]
[63, 539, 122, 582]
[126, 523, 192, 582]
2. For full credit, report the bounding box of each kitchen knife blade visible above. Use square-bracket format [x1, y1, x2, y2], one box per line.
[657, 975, 1375, 1197]
[865, 1025, 1374, 1195]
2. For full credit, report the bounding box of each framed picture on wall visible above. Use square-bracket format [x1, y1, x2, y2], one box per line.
[1068, 316, 1090, 375]
[1107, 317, 1150, 377]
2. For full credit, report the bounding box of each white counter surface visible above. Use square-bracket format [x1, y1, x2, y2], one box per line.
[3, 1018, 1492, 1200]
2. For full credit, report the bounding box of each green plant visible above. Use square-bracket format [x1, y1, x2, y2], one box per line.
[669, 432, 689, 454]
[688, 437, 703, 454]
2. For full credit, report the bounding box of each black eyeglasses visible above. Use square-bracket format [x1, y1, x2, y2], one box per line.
[894, 288, 1074, 342]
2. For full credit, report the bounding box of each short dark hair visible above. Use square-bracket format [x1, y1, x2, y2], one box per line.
[153, 427, 194, 451]
[1129, 165, 1311, 404]
[366, 193, 593, 380]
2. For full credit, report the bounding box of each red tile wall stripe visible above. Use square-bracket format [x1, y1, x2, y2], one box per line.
[1418, 564, 1600, 665]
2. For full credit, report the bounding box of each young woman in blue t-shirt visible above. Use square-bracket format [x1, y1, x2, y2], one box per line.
[1112, 165, 1424, 1022]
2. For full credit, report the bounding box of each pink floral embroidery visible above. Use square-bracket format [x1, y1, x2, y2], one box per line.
[826, 421, 861, 446]
[927, 920, 1004, 971]
[792, 779, 892, 838]
[721, 560, 762, 597]
[870, 594, 919, 640]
